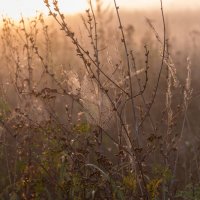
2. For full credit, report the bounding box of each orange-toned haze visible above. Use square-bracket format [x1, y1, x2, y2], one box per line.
[0, 0, 200, 20]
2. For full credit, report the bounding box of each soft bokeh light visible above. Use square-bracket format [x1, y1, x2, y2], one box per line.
[0, 0, 89, 20]
[0, 0, 200, 20]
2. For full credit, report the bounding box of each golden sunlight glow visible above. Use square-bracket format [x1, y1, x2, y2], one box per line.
[0, 0, 199, 20]
[55, 0, 88, 14]
[0, 0, 89, 20]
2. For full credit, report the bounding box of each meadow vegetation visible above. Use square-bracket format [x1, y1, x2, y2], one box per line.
[0, 0, 200, 199]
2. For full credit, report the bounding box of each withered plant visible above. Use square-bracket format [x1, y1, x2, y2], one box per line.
[0, 0, 198, 199]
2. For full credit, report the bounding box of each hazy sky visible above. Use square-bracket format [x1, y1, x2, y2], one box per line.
[0, 0, 200, 20]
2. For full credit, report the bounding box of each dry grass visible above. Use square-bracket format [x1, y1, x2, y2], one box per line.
[0, 0, 199, 199]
